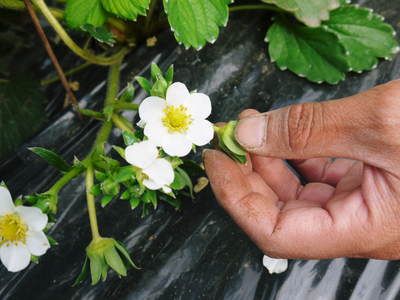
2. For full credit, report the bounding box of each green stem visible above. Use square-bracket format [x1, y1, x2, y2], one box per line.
[47, 165, 85, 196]
[111, 113, 134, 133]
[144, 0, 158, 34]
[41, 61, 93, 86]
[0, 0, 63, 19]
[31, 0, 131, 66]
[85, 162, 101, 240]
[113, 102, 139, 111]
[229, 4, 285, 13]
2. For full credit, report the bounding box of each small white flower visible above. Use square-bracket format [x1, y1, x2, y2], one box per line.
[139, 82, 214, 157]
[262, 255, 288, 274]
[0, 186, 50, 272]
[125, 141, 174, 193]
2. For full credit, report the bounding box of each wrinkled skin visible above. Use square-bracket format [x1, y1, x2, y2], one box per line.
[204, 79, 400, 260]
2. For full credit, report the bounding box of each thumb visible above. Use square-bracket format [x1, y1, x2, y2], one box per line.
[234, 80, 400, 164]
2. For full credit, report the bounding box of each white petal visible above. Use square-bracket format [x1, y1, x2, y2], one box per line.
[0, 186, 15, 215]
[139, 96, 166, 122]
[143, 179, 162, 190]
[186, 119, 214, 146]
[144, 119, 169, 146]
[15, 206, 47, 232]
[262, 255, 288, 274]
[26, 230, 50, 256]
[161, 133, 193, 157]
[143, 158, 174, 186]
[185, 92, 212, 119]
[125, 140, 158, 169]
[0, 243, 31, 272]
[166, 82, 190, 106]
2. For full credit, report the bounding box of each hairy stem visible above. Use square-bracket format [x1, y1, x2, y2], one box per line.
[32, 0, 130, 65]
[229, 4, 285, 13]
[113, 102, 139, 111]
[0, 0, 63, 19]
[47, 165, 85, 196]
[85, 162, 101, 240]
[111, 113, 135, 133]
[24, 0, 80, 112]
[41, 61, 92, 86]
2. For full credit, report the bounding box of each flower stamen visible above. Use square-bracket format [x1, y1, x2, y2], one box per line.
[0, 214, 28, 244]
[162, 105, 192, 133]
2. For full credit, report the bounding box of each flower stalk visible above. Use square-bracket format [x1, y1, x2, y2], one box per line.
[31, 0, 130, 66]
[85, 162, 101, 240]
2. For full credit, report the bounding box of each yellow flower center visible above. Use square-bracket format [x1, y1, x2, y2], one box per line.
[0, 214, 28, 244]
[162, 105, 192, 133]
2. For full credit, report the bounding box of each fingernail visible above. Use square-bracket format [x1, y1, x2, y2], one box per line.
[235, 114, 267, 149]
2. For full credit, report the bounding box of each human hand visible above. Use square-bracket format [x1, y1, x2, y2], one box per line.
[204, 79, 400, 259]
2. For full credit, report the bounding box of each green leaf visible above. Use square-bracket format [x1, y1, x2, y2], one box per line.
[119, 83, 135, 102]
[261, 0, 339, 27]
[29, 147, 72, 172]
[81, 25, 115, 46]
[0, 73, 46, 159]
[65, 0, 107, 29]
[164, 0, 229, 49]
[73, 257, 89, 286]
[322, 5, 399, 72]
[266, 16, 349, 84]
[135, 76, 152, 93]
[101, 0, 150, 20]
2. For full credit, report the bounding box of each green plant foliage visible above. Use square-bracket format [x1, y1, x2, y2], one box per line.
[322, 5, 399, 72]
[65, 0, 107, 29]
[261, 0, 339, 27]
[266, 16, 349, 84]
[81, 25, 116, 46]
[0, 73, 46, 159]
[164, 0, 229, 49]
[101, 0, 150, 20]
[29, 147, 72, 172]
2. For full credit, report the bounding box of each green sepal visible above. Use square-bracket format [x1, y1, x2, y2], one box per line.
[112, 145, 126, 159]
[73, 256, 89, 286]
[176, 167, 193, 198]
[31, 255, 39, 264]
[122, 131, 141, 146]
[214, 121, 247, 164]
[104, 246, 127, 276]
[129, 197, 140, 209]
[119, 83, 135, 102]
[114, 166, 136, 182]
[47, 236, 58, 246]
[135, 76, 152, 94]
[170, 170, 186, 190]
[150, 63, 164, 83]
[95, 171, 107, 181]
[120, 189, 130, 200]
[165, 65, 174, 85]
[101, 195, 114, 207]
[91, 184, 102, 196]
[115, 241, 140, 269]
[150, 76, 168, 98]
[142, 189, 157, 209]
[29, 147, 72, 173]
[101, 178, 120, 196]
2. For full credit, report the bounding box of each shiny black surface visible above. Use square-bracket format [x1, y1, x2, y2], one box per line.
[1, 1, 400, 299]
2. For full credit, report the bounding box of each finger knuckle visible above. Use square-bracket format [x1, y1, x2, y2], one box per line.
[286, 103, 322, 153]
